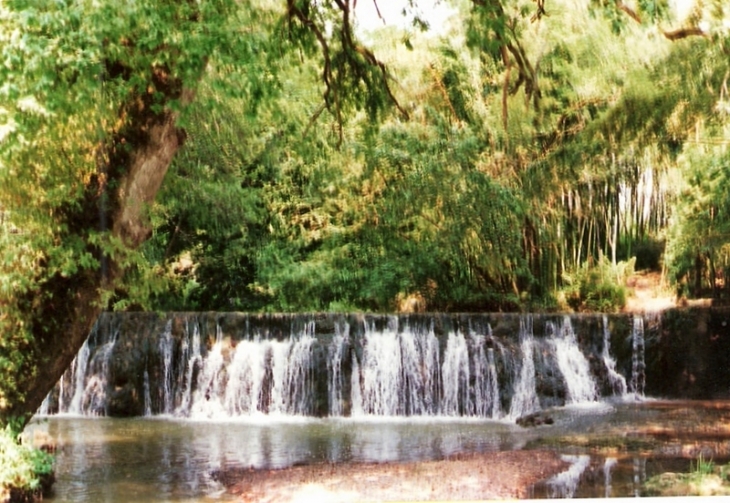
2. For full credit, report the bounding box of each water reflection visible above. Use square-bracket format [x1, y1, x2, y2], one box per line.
[30, 416, 525, 502]
[30, 400, 730, 501]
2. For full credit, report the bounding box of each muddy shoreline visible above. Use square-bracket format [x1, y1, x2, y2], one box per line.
[214, 449, 569, 502]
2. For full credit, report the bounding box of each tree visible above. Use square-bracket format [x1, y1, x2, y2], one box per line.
[0, 0, 728, 427]
[0, 0, 402, 426]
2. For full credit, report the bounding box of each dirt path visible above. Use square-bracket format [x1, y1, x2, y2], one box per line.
[216, 450, 569, 502]
[623, 270, 675, 313]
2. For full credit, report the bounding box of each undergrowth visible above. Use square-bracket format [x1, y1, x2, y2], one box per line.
[0, 427, 54, 502]
[561, 255, 634, 312]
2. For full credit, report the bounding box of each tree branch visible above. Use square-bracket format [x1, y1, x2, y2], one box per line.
[337, 0, 410, 120]
[662, 27, 707, 41]
[303, 103, 327, 139]
[616, 1, 641, 24]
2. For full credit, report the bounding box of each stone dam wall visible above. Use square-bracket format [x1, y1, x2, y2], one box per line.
[39, 308, 730, 419]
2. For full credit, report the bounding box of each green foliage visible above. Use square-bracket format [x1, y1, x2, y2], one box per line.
[692, 454, 715, 478]
[562, 255, 634, 312]
[122, 0, 730, 314]
[665, 146, 730, 298]
[0, 426, 53, 499]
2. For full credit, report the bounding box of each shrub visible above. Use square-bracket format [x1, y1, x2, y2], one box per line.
[0, 427, 54, 502]
[562, 255, 634, 312]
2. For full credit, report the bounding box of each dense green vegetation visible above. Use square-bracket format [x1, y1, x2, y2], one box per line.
[0, 0, 729, 435]
[124, 0, 730, 313]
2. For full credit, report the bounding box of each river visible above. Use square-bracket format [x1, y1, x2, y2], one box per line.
[29, 399, 730, 501]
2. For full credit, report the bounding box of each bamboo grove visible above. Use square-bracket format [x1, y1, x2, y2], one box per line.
[118, 0, 729, 313]
[2, 0, 730, 320]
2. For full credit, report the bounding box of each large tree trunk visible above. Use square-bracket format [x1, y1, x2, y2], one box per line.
[2, 90, 189, 426]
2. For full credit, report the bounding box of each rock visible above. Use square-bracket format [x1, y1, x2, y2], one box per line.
[516, 411, 554, 427]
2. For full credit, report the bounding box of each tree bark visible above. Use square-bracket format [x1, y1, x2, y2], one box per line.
[2, 95, 189, 427]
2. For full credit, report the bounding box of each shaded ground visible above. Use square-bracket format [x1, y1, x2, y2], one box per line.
[215, 450, 569, 502]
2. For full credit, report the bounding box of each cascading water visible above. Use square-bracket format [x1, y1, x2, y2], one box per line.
[143, 370, 152, 417]
[630, 316, 646, 399]
[42, 312, 644, 421]
[188, 326, 227, 419]
[602, 315, 627, 397]
[352, 318, 440, 416]
[549, 316, 598, 404]
[176, 320, 203, 415]
[327, 322, 349, 417]
[632, 457, 647, 497]
[508, 317, 540, 420]
[67, 340, 91, 414]
[158, 320, 175, 414]
[223, 339, 268, 415]
[486, 347, 501, 418]
[184, 323, 317, 419]
[470, 328, 500, 419]
[350, 355, 364, 416]
[441, 330, 471, 416]
[400, 320, 440, 416]
[352, 321, 403, 416]
[56, 323, 118, 416]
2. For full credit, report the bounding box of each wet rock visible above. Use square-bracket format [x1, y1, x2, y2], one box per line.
[107, 382, 143, 417]
[516, 411, 554, 427]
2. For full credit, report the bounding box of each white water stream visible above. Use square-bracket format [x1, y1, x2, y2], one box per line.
[550, 316, 598, 403]
[47, 313, 642, 421]
[602, 315, 628, 396]
[508, 317, 540, 420]
[631, 316, 646, 399]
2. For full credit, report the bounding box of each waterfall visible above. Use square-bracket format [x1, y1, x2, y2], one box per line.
[188, 326, 227, 419]
[353, 322, 403, 416]
[67, 340, 91, 414]
[158, 320, 174, 414]
[630, 316, 646, 399]
[350, 354, 364, 416]
[602, 315, 627, 397]
[351, 318, 440, 417]
[327, 323, 349, 417]
[400, 321, 439, 416]
[441, 330, 471, 416]
[508, 318, 540, 420]
[143, 370, 152, 417]
[183, 323, 317, 419]
[471, 330, 500, 419]
[37, 395, 50, 416]
[223, 339, 268, 415]
[550, 316, 598, 404]
[281, 324, 316, 415]
[486, 347, 501, 418]
[632, 457, 647, 497]
[177, 321, 203, 415]
[43, 312, 654, 420]
[62, 326, 117, 416]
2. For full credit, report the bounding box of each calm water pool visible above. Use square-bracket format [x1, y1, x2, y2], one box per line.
[27, 400, 730, 501]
